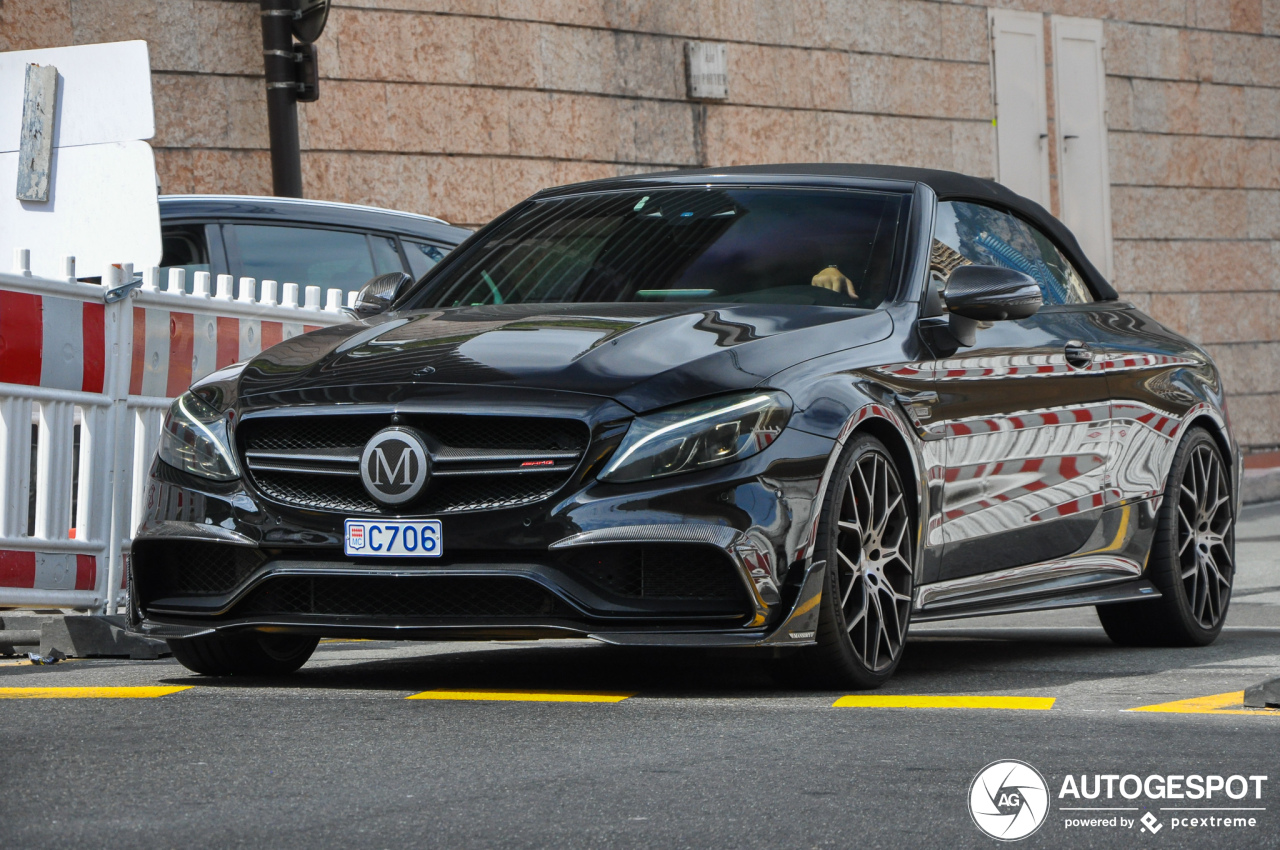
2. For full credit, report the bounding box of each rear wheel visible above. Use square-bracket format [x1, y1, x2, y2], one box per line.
[794, 433, 915, 689]
[1097, 427, 1234, 646]
[168, 632, 319, 676]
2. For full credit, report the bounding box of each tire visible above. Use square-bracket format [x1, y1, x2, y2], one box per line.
[168, 632, 320, 676]
[1097, 427, 1234, 647]
[792, 433, 915, 689]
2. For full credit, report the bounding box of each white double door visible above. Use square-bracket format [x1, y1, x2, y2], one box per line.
[989, 10, 1113, 278]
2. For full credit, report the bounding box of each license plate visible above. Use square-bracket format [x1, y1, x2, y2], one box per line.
[344, 519, 442, 557]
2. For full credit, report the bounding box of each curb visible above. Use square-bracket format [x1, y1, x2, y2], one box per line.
[1243, 675, 1280, 709]
[1242, 468, 1280, 505]
[0, 612, 169, 660]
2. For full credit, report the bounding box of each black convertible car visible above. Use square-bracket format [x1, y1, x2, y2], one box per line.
[130, 165, 1238, 688]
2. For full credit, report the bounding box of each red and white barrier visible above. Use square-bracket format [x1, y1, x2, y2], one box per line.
[0, 249, 348, 612]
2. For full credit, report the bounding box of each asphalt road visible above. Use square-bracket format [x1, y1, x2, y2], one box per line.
[2, 503, 1277, 849]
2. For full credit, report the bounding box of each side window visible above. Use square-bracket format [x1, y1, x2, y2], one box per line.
[230, 224, 376, 300]
[160, 225, 210, 289]
[403, 239, 448, 280]
[369, 234, 404, 275]
[932, 201, 1092, 305]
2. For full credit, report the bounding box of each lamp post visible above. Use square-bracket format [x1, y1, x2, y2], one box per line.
[258, 0, 327, 198]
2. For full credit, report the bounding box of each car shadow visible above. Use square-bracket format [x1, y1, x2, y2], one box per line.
[156, 625, 1278, 697]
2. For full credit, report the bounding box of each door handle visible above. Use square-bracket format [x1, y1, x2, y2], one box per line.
[1064, 341, 1093, 370]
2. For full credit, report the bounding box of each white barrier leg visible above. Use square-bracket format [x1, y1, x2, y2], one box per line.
[0, 397, 34, 538]
[75, 404, 113, 575]
[34, 400, 75, 542]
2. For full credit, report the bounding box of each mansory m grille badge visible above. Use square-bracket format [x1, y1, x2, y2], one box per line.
[360, 427, 430, 505]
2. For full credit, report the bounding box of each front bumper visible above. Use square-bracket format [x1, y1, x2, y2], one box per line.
[129, 424, 834, 648]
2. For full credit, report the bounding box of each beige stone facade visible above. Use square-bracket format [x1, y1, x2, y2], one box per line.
[3, 0, 1278, 449]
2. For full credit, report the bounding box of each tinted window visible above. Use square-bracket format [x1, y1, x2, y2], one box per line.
[932, 201, 1092, 305]
[231, 225, 376, 298]
[404, 239, 448, 279]
[160, 225, 210, 289]
[370, 234, 404, 275]
[410, 188, 906, 310]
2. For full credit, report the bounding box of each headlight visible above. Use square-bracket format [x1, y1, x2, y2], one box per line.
[157, 391, 240, 481]
[599, 391, 791, 483]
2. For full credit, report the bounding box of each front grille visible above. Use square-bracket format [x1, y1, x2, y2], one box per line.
[239, 413, 589, 515]
[254, 471, 380, 513]
[134, 540, 267, 597]
[234, 575, 570, 619]
[558, 545, 746, 601]
[245, 418, 376, 451]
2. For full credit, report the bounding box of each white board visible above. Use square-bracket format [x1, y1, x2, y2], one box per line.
[1, 41, 159, 279]
[989, 10, 1050, 208]
[1052, 16, 1113, 277]
[1, 141, 161, 279]
[1, 40, 153, 153]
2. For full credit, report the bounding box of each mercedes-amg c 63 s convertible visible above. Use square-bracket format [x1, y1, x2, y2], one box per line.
[130, 165, 1239, 687]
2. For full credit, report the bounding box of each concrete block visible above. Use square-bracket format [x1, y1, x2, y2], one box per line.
[1228, 394, 1280, 449]
[1148, 291, 1280, 344]
[0, 0, 74, 52]
[1246, 190, 1280, 239]
[1243, 674, 1280, 707]
[1111, 187, 1248, 240]
[1243, 468, 1280, 504]
[1113, 239, 1280, 294]
[40, 615, 170, 660]
[154, 148, 273, 196]
[70, 0, 260, 75]
[1110, 133, 1253, 189]
[1204, 344, 1280, 395]
[1266, 0, 1280, 35]
[152, 73, 266, 150]
[1115, 79, 1249, 138]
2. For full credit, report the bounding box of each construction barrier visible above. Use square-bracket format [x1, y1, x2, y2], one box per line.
[0, 249, 349, 612]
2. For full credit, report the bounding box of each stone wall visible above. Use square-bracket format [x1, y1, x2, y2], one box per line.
[3, 0, 1278, 449]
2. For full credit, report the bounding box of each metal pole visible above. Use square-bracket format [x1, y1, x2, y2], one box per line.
[259, 0, 303, 197]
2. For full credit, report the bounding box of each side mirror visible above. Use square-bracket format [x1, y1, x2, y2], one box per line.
[919, 265, 1043, 351]
[352, 272, 413, 318]
[944, 265, 1043, 322]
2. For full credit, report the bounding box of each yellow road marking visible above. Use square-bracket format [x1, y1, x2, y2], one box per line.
[1128, 691, 1280, 717]
[833, 695, 1056, 710]
[407, 688, 634, 703]
[0, 686, 192, 699]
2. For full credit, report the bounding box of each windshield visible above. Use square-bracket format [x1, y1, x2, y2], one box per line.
[407, 187, 908, 310]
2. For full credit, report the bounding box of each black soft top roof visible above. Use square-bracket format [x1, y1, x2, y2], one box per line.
[537, 163, 1118, 301]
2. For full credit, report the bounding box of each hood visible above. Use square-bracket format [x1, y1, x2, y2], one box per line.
[237, 302, 893, 412]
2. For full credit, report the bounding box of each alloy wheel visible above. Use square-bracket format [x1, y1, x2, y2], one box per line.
[834, 450, 914, 672]
[1177, 443, 1234, 630]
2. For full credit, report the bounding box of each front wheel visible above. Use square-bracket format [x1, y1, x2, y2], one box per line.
[794, 433, 915, 689]
[1097, 427, 1235, 646]
[168, 632, 320, 676]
